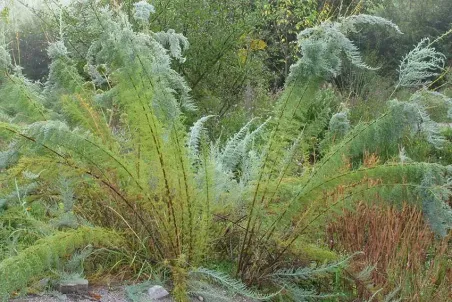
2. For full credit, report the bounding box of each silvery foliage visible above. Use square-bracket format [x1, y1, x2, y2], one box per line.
[78, 4, 195, 115]
[403, 89, 452, 150]
[0, 27, 10, 71]
[420, 167, 452, 237]
[133, 0, 155, 23]
[188, 117, 268, 204]
[398, 38, 445, 88]
[328, 109, 350, 138]
[47, 40, 69, 60]
[189, 268, 281, 301]
[398, 146, 412, 164]
[0, 146, 18, 170]
[153, 29, 189, 63]
[390, 99, 445, 149]
[212, 120, 268, 204]
[0, 43, 10, 70]
[216, 118, 267, 173]
[409, 89, 452, 121]
[187, 115, 215, 158]
[288, 14, 402, 82]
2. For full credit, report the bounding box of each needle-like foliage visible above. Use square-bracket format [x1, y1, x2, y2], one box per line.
[288, 14, 401, 82]
[397, 38, 446, 89]
[0, 3, 451, 301]
[0, 227, 122, 300]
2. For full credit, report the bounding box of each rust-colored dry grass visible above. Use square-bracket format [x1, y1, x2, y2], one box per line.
[327, 202, 452, 301]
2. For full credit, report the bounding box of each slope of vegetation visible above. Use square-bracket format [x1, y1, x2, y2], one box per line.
[0, 0, 451, 301]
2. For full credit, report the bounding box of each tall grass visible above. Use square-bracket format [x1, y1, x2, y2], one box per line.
[328, 201, 452, 300]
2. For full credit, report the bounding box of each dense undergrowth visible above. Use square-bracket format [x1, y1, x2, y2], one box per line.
[0, 1, 451, 301]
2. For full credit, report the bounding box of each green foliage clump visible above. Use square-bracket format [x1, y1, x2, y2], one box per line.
[0, 227, 122, 301]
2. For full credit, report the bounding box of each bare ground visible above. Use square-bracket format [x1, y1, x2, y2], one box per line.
[10, 285, 256, 302]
